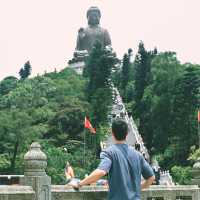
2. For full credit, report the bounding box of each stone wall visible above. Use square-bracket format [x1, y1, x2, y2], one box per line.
[142, 185, 199, 200]
[52, 185, 107, 200]
[0, 184, 199, 200]
[0, 185, 35, 200]
[51, 185, 200, 200]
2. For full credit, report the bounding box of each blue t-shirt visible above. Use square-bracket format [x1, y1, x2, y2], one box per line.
[98, 144, 154, 200]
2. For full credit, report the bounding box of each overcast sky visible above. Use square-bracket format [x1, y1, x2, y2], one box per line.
[0, 0, 200, 80]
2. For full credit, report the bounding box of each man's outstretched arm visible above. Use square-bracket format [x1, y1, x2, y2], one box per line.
[141, 175, 155, 190]
[71, 151, 111, 189]
[80, 169, 106, 186]
[72, 169, 106, 189]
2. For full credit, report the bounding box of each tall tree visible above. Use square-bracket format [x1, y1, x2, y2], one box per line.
[149, 52, 183, 152]
[134, 42, 151, 104]
[85, 42, 118, 126]
[121, 53, 130, 92]
[169, 65, 200, 165]
[0, 110, 34, 172]
[132, 42, 157, 150]
[19, 61, 32, 80]
[0, 76, 18, 95]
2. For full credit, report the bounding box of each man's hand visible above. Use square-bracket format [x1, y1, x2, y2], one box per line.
[72, 183, 80, 191]
[69, 169, 106, 191]
[68, 180, 80, 191]
[141, 176, 155, 190]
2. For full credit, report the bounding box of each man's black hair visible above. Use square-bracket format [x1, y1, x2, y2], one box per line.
[112, 119, 128, 141]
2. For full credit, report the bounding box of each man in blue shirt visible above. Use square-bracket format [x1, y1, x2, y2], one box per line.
[72, 119, 155, 200]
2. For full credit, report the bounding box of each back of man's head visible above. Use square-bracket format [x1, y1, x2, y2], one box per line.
[112, 119, 128, 141]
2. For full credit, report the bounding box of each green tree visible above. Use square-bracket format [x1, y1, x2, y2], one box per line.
[85, 42, 118, 126]
[0, 76, 18, 95]
[170, 65, 200, 165]
[0, 67, 91, 175]
[0, 110, 40, 173]
[149, 52, 183, 152]
[121, 53, 130, 92]
[171, 166, 192, 185]
[84, 42, 118, 159]
[134, 42, 152, 105]
[19, 61, 32, 80]
[45, 97, 90, 146]
[132, 42, 156, 150]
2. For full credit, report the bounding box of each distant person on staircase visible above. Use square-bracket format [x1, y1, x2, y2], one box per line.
[151, 158, 161, 185]
[71, 119, 155, 200]
[135, 143, 141, 152]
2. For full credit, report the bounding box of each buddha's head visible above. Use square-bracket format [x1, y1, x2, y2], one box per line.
[87, 6, 101, 26]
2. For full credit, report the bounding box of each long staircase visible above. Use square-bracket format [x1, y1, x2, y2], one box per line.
[104, 87, 149, 160]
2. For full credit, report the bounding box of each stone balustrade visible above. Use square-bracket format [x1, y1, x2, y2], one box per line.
[142, 185, 199, 200]
[51, 185, 200, 200]
[0, 185, 35, 200]
[52, 185, 107, 200]
[1, 184, 194, 200]
[0, 184, 199, 200]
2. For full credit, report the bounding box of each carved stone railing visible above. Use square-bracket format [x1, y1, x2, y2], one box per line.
[51, 185, 200, 200]
[0, 185, 35, 200]
[51, 185, 107, 200]
[0, 184, 199, 200]
[142, 185, 199, 200]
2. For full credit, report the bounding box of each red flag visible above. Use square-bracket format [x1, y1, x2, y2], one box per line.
[198, 111, 200, 122]
[84, 117, 96, 134]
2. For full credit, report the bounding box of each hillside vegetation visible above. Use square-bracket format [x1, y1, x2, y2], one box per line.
[0, 42, 200, 184]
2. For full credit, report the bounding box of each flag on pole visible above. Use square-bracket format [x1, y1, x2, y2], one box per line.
[198, 111, 200, 122]
[84, 117, 96, 134]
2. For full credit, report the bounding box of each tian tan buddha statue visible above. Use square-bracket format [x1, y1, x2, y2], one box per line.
[72, 6, 112, 62]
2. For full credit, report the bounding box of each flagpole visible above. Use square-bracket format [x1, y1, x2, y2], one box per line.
[198, 111, 200, 148]
[84, 116, 96, 166]
[84, 129, 86, 168]
[198, 118, 200, 148]
[94, 134, 96, 158]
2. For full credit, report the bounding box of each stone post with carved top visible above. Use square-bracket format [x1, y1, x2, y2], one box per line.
[20, 142, 51, 200]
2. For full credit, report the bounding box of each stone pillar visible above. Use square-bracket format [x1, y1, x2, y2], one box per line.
[190, 158, 200, 199]
[20, 142, 51, 200]
[191, 157, 200, 186]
